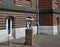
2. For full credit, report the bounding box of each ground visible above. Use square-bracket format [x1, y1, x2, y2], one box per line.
[0, 32, 60, 47]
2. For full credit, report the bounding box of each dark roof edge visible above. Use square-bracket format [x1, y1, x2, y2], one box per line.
[39, 9, 60, 14]
[0, 1, 36, 13]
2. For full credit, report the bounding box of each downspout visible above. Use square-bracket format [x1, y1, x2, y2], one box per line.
[36, 0, 40, 34]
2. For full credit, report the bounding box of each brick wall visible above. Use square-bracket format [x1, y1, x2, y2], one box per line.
[0, 0, 36, 9]
[39, 0, 58, 26]
[52, 0, 58, 9]
[39, 13, 53, 26]
[39, 0, 52, 9]
[31, 0, 36, 9]
[58, 0, 60, 9]
[53, 14, 60, 26]
[14, 0, 36, 9]
[0, 11, 37, 30]
[0, 0, 37, 30]
[0, 1, 2, 3]
[15, 0, 24, 6]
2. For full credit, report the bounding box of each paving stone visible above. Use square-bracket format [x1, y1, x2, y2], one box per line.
[0, 33, 60, 47]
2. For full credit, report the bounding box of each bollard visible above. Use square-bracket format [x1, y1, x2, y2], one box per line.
[24, 29, 33, 45]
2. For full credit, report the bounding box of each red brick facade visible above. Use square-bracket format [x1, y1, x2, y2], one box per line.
[39, 0, 52, 9]
[39, 0, 60, 26]
[39, 13, 53, 26]
[0, 0, 37, 29]
[0, 0, 37, 42]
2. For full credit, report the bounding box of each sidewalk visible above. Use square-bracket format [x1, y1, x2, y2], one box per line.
[0, 33, 60, 47]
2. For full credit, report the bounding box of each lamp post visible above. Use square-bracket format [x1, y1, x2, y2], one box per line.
[36, 0, 40, 34]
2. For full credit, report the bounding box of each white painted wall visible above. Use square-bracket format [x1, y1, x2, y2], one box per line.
[0, 26, 37, 42]
[53, 26, 58, 35]
[0, 25, 58, 42]
[0, 30, 8, 42]
[15, 26, 37, 39]
[40, 26, 58, 35]
[58, 25, 60, 32]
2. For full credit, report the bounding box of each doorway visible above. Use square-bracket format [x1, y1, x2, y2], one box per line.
[6, 18, 12, 36]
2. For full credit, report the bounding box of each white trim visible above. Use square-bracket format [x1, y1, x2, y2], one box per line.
[10, 19, 12, 36]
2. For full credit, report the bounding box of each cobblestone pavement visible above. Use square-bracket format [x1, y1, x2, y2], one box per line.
[39, 33, 60, 47]
[0, 33, 60, 47]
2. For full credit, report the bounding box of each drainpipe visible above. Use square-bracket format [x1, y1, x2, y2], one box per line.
[36, 0, 40, 34]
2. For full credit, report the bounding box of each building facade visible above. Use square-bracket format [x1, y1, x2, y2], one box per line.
[39, 0, 60, 35]
[0, 0, 37, 42]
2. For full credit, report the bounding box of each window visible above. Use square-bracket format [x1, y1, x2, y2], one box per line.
[55, 0, 59, 4]
[13, 0, 16, 4]
[53, 0, 59, 9]
[6, 18, 13, 36]
[26, 0, 31, 1]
